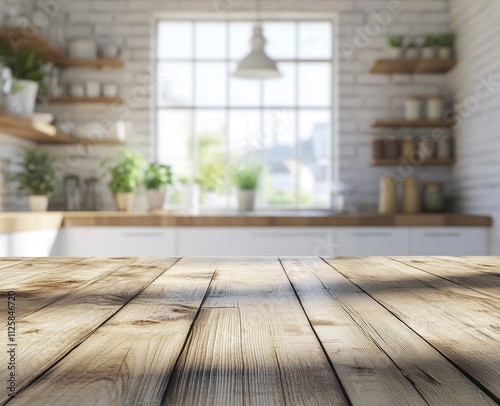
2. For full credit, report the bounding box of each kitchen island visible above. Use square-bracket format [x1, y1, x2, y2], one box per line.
[1, 256, 499, 405]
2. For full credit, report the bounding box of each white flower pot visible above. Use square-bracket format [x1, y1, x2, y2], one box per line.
[405, 48, 418, 60]
[439, 47, 452, 59]
[389, 47, 403, 59]
[15, 80, 39, 116]
[28, 195, 49, 212]
[115, 192, 135, 212]
[421, 47, 435, 60]
[238, 189, 256, 211]
[147, 189, 169, 211]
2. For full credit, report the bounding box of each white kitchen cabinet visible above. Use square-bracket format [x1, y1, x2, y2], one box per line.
[177, 227, 336, 256]
[410, 228, 489, 256]
[55, 227, 176, 257]
[7, 229, 59, 257]
[335, 228, 411, 256]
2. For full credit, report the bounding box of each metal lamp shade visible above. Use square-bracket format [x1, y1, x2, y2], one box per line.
[234, 26, 281, 79]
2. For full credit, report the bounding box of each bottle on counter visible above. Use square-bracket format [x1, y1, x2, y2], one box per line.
[379, 177, 398, 214]
[405, 96, 421, 120]
[385, 136, 400, 159]
[423, 182, 445, 212]
[403, 177, 420, 213]
[401, 135, 416, 161]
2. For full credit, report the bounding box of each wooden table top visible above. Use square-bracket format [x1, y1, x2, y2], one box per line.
[1, 256, 499, 405]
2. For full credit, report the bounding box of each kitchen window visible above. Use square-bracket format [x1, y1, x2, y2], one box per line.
[155, 17, 335, 209]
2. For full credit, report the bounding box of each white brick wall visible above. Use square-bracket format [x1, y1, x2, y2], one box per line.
[4, 0, 452, 211]
[449, 0, 500, 254]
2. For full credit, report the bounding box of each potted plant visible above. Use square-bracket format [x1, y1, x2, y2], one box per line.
[421, 35, 437, 60]
[387, 35, 403, 59]
[11, 149, 56, 212]
[405, 40, 419, 60]
[102, 149, 145, 212]
[144, 163, 172, 210]
[438, 34, 455, 59]
[0, 44, 49, 115]
[232, 163, 262, 211]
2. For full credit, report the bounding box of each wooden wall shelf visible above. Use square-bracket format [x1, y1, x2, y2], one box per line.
[49, 97, 123, 105]
[372, 119, 456, 128]
[0, 114, 123, 145]
[372, 158, 455, 166]
[370, 59, 456, 74]
[0, 28, 123, 68]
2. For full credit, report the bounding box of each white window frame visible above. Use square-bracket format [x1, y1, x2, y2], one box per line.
[151, 12, 339, 210]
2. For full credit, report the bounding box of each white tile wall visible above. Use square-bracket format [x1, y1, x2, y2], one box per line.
[5, 0, 453, 211]
[449, 0, 500, 254]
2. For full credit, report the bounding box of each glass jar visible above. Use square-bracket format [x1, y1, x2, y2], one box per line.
[436, 134, 452, 159]
[403, 177, 420, 213]
[405, 97, 421, 120]
[372, 137, 384, 159]
[423, 182, 445, 212]
[385, 136, 400, 159]
[401, 136, 416, 161]
[417, 136, 435, 161]
[426, 96, 444, 120]
[379, 177, 398, 214]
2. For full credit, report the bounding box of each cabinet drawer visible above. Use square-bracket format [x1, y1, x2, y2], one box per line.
[335, 228, 410, 256]
[410, 228, 489, 256]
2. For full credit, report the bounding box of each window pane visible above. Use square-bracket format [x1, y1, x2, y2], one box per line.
[157, 62, 193, 106]
[158, 22, 192, 59]
[264, 63, 296, 107]
[299, 159, 331, 208]
[229, 22, 253, 60]
[298, 63, 331, 107]
[298, 22, 332, 59]
[263, 110, 296, 159]
[229, 63, 261, 106]
[195, 62, 227, 106]
[228, 110, 262, 155]
[299, 110, 331, 158]
[157, 110, 192, 159]
[262, 160, 298, 208]
[195, 110, 226, 157]
[195, 22, 226, 59]
[262, 22, 296, 59]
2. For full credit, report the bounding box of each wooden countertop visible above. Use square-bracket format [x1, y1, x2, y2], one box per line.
[2, 256, 499, 405]
[0, 211, 492, 233]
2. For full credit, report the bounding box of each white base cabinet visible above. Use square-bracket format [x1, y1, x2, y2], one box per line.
[0, 229, 59, 257]
[410, 228, 489, 256]
[335, 228, 411, 256]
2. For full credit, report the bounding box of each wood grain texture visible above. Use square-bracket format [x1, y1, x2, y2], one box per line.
[324, 256, 500, 403]
[163, 257, 348, 406]
[0, 257, 178, 406]
[282, 257, 496, 406]
[10, 257, 216, 406]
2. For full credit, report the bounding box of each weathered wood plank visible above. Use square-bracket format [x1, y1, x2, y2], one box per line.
[0, 258, 137, 327]
[281, 257, 496, 406]
[0, 257, 178, 406]
[163, 257, 348, 406]
[9, 257, 216, 406]
[0, 258, 28, 270]
[324, 256, 500, 403]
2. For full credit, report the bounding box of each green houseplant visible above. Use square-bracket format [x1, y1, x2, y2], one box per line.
[231, 163, 262, 211]
[387, 36, 403, 59]
[0, 44, 49, 115]
[438, 34, 455, 59]
[102, 149, 145, 211]
[11, 149, 56, 212]
[422, 35, 438, 59]
[406, 40, 418, 60]
[144, 163, 173, 210]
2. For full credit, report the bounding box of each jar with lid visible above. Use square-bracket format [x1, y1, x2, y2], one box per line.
[417, 136, 435, 161]
[372, 137, 384, 160]
[379, 177, 398, 214]
[436, 134, 452, 159]
[405, 96, 421, 120]
[385, 136, 400, 159]
[401, 136, 416, 161]
[403, 177, 420, 213]
[423, 182, 445, 212]
[426, 96, 444, 120]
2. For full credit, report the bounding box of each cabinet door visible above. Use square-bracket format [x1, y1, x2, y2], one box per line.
[410, 228, 489, 256]
[59, 227, 176, 257]
[9, 229, 59, 257]
[335, 228, 410, 256]
[177, 228, 335, 256]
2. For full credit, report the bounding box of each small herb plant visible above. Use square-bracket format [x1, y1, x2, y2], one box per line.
[144, 163, 173, 190]
[388, 35, 403, 48]
[11, 149, 57, 196]
[0, 44, 49, 91]
[439, 34, 455, 48]
[102, 149, 145, 194]
[423, 35, 438, 47]
[231, 163, 262, 190]
[407, 40, 417, 48]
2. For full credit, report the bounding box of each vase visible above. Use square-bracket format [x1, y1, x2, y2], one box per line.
[439, 47, 452, 59]
[421, 47, 435, 60]
[389, 47, 402, 59]
[405, 48, 418, 60]
[115, 192, 135, 212]
[238, 190, 256, 211]
[14, 80, 39, 115]
[28, 195, 49, 212]
[147, 189, 169, 211]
